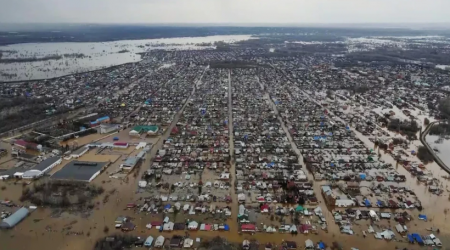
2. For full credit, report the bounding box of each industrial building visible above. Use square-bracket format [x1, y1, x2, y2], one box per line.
[70, 147, 89, 158]
[51, 161, 108, 182]
[120, 157, 140, 171]
[22, 156, 62, 179]
[0, 207, 29, 229]
[90, 116, 110, 127]
[129, 125, 159, 137]
[0, 162, 35, 180]
[97, 124, 121, 134]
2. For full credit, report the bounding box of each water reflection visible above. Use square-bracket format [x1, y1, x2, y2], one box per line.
[426, 135, 450, 167]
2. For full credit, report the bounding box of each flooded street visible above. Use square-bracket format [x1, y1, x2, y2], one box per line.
[2, 70, 450, 250]
[1, 51, 450, 250]
[0, 66, 207, 250]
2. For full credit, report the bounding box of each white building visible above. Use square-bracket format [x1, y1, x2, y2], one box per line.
[97, 124, 120, 134]
[70, 147, 89, 158]
[22, 157, 62, 179]
[120, 157, 140, 171]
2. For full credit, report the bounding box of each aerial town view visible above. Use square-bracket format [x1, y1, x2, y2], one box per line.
[1, 1, 450, 250]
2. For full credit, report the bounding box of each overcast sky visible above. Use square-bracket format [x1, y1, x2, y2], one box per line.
[0, 0, 448, 24]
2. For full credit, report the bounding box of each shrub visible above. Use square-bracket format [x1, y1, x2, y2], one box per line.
[417, 146, 434, 163]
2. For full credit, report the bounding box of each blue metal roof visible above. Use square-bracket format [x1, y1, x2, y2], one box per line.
[123, 157, 139, 167]
[97, 116, 110, 122]
[412, 233, 423, 244]
[407, 234, 414, 243]
[318, 242, 325, 249]
[0, 207, 29, 228]
[144, 236, 154, 246]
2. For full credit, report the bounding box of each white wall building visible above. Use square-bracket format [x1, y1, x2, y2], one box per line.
[22, 157, 62, 179]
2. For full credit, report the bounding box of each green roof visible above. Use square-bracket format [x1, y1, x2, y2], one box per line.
[132, 125, 159, 133]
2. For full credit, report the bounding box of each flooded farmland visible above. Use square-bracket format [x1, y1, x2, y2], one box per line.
[425, 135, 450, 169]
[0, 35, 253, 82]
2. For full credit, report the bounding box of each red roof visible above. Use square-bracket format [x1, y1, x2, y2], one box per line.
[151, 221, 163, 226]
[241, 224, 256, 231]
[171, 127, 179, 134]
[260, 204, 269, 211]
[14, 139, 28, 147]
[300, 224, 312, 232]
[114, 142, 128, 146]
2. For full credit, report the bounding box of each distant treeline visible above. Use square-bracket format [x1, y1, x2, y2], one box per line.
[0, 55, 61, 63]
[429, 123, 450, 135]
[342, 47, 450, 66]
[0, 96, 69, 134]
[2, 24, 450, 46]
[0, 72, 17, 78]
[0, 53, 85, 64]
[63, 53, 85, 58]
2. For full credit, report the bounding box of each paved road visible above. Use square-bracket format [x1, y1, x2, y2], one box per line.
[420, 121, 450, 174]
[137, 66, 208, 179]
[227, 69, 237, 198]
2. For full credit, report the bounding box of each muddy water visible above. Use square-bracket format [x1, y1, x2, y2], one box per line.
[0, 67, 207, 250]
[226, 69, 241, 243]
[2, 68, 450, 250]
[262, 81, 450, 248]
[426, 135, 450, 169]
[310, 90, 450, 208]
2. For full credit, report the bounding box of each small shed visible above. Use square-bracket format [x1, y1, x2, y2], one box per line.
[285, 241, 297, 249]
[305, 239, 314, 249]
[144, 236, 154, 247]
[170, 236, 183, 247]
[395, 224, 405, 233]
[241, 224, 256, 232]
[188, 221, 198, 230]
[155, 236, 165, 247]
[163, 222, 174, 231]
[183, 238, 194, 248]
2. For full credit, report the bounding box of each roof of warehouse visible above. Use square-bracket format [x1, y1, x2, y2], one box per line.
[71, 147, 89, 155]
[0, 207, 29, 228]
[123, 157, 139, 167]
[51, 161, 107, 181]
[33, 156, 61, 171]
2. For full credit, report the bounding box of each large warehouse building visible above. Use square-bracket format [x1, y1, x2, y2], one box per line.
[22, 156, 62, 179]
[0, 207, 29, 229]
[51, 161, 108, 182]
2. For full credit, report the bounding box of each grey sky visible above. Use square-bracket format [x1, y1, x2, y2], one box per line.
[0, 0, 448, 24]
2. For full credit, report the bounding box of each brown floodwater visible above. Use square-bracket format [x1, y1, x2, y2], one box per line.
[2, 71, 450, 250]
